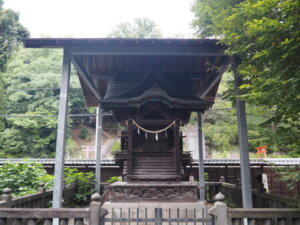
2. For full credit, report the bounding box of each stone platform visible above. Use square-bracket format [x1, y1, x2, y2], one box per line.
[107, 182, 199, 203]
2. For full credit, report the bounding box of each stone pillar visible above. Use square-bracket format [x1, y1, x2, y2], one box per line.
[208, 192, 229, 225]
[0, 188, 12, 207]
[89, 193, 108, 225]
[89, 193, 101, 225]
[37, 183, 46, 207]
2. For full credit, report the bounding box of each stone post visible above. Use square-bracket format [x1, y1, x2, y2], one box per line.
[37, 183, 46, 193]
[0, 188, 12, 207]
[37, 183, 46, 207]
[208, 192, 230, 225]
[89, 193, 101, 225]
[89, 193, 108, 225]
[220, 176, 225, 183]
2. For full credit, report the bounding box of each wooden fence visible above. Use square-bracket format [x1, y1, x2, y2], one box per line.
[0, 193, 108, 225]
[0, 183, 76, 208]
[209, 192, 300, 225]
[205, 177, 299, 208]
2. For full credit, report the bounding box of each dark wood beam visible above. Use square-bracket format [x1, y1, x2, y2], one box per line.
[71, 56, 101, 100]
[93, 72, 117, 79]
[135, 119, 173, 126]
[127, 125, 133, 181]
[70, 46, 225, 56]
[198, 65, 229, 99]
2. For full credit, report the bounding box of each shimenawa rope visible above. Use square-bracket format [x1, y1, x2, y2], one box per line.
[130, 119, 176, 134]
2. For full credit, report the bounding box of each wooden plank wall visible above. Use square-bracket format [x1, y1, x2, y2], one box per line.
[44, 165, 299, 199]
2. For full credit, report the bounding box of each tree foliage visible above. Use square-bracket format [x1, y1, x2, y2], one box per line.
[193, 73, 276, 157]
[0, 0, 29, 129]
[0, 162, 46, 196]
[108, 18, 162, 38]
[0, 162, 95, 202]
[63, 168, 95, 203]
[192, 0, 300, 156]
[0, 48, 86, 158]
[0, 0, 29, 72]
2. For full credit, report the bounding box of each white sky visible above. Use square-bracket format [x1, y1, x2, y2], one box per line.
[4, 0, 196, 38]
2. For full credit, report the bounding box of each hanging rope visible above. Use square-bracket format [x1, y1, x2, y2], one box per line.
[130, 119, 176, 134]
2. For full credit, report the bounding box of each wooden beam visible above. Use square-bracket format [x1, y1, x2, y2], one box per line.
[174, 125, 181, 181]
[70, 46, 225, 56]
[135, 119, 173, 126]
[93, 72, 117, 79]
[197, 112, 206, 201]
[71, 56, 101, 100]
[127, 125, 133, 181]
[199, 65, 228, 99]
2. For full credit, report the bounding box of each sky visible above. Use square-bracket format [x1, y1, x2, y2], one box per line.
[4, 0, 196, 38]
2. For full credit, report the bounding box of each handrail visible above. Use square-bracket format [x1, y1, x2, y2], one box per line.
[205, 181, 298, 208]
[228, 208, 300, 219]
[0, 184, 76, 208]
[0, 208, 89, 218]
[100, 188, 111, 207]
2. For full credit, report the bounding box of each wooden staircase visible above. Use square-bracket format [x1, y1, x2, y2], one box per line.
[123, 155, 179, 181]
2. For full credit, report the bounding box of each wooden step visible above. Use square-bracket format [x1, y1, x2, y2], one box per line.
[130, 175, 178, 180]
[132, 169, 176, 173]
[131, 169, 175, 172]
[133, 164, 174, 168]
[132, 172, 176, 177]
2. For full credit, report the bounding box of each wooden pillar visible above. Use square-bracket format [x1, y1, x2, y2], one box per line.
[127, 122, 133, 181]
[197, 112, 206, 201]
[95, 105, 103, 193]
[174, 122, 181, 181]
[52, 47, 71, 209]
[233, 57, 253, 208]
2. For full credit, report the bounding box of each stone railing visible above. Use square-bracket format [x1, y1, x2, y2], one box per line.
[209, 192, 300, 225]
[0, 193, 108, 225]
[0, 183, 76, 208]
[206, 177, 299, 208]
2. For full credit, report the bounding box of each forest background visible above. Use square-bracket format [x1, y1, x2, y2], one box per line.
[0, 0, 299, 159]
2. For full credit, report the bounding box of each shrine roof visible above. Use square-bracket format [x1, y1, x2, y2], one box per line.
[23, 38, 222, 48]
[23, 38, 229, 108]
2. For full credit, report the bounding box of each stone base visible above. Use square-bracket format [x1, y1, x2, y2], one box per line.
[107, 182, 198, 203]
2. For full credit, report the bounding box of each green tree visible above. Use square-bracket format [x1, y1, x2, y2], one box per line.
[0, 0, 28, 129]
[108, 17, 162, 38]
[0, 48, 86, 158]
[192, 0, 300, 156]
[0, 162, 46, 196]
[0, 0, 29, 71]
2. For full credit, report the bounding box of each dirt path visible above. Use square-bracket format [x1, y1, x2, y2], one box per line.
[102, 138, 117, 159]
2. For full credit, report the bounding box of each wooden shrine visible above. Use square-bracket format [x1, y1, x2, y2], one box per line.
[23, 38, 229, 203]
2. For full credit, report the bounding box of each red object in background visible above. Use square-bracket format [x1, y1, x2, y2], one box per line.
[256, 145, 268, 158]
